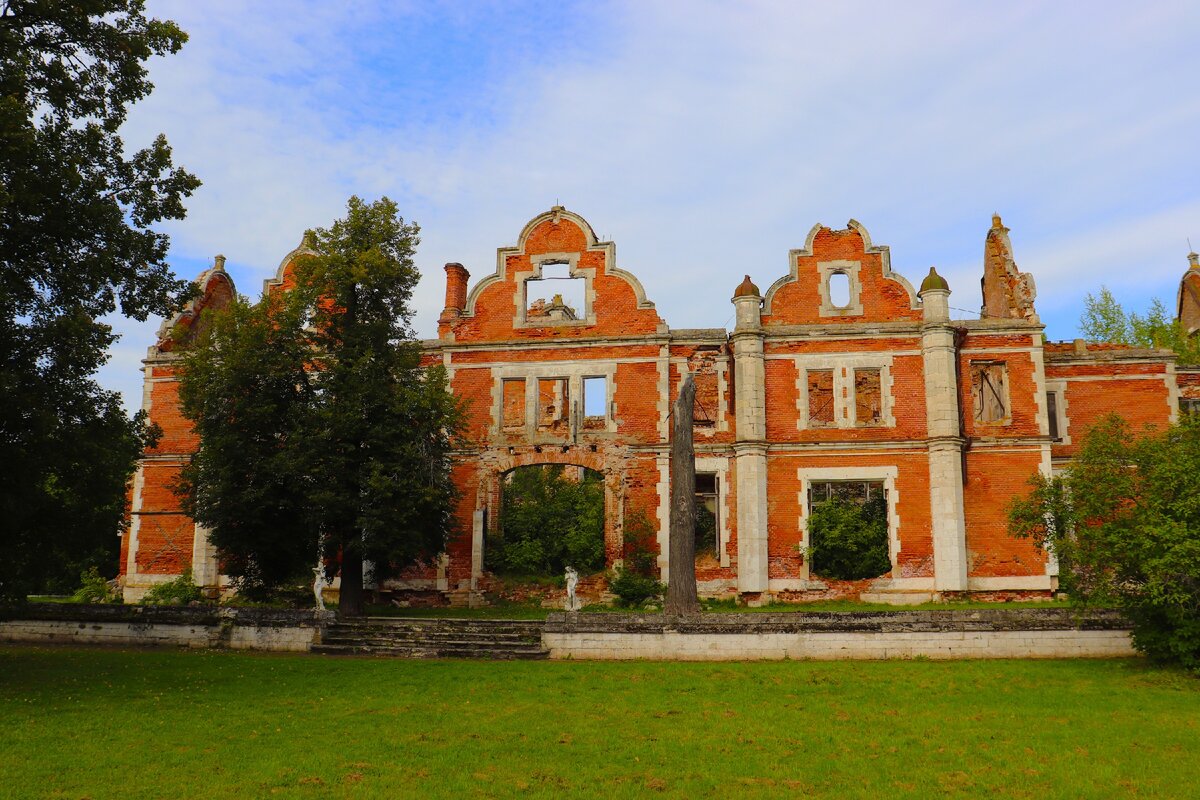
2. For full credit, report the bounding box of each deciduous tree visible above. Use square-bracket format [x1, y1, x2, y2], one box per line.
[1009, 414, 1200, 671]
[0, 1, 198, 599]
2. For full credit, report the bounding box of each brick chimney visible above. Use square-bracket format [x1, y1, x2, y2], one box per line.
[439, 262, 470, 336]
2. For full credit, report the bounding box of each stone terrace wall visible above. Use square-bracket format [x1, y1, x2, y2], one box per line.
[0, 604, 332, 652]
[543, 609, 1134, 661]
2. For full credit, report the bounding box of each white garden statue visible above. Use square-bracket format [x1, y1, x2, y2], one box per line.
[564, 566, 579, 612]
[313, 564, 328, 612]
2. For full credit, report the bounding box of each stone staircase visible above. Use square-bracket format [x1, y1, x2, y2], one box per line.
[312, 617, 549, 659]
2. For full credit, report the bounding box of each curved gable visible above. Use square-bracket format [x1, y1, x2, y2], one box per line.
[761, 220, 921, 326]
[155, 257, 237, 353]
[446, 207, 664, 343]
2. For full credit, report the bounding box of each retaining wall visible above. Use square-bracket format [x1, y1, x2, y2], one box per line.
[542, 609, 1135, 661]
[0, 604, 332, 652]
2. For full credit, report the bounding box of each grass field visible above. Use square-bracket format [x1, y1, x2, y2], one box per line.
[1, 647, 1197, 799]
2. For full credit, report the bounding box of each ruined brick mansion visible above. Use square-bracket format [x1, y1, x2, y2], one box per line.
[119, 207, 1200, 604]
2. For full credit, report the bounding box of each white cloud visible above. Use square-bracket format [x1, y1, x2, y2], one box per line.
[99, 0, 1200, 409]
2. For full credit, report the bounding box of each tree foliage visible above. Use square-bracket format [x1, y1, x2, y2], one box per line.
[1080, 288, 1200, 366]
[0, 1, 198, 599]
[1009, 414, 1200, 671]
[179, 197, 463, 613]
[488, 465, 605, 577]
[807, 497, 891, 581]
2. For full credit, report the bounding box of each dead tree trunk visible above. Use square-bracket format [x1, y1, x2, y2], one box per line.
[665, 372, 701, 615]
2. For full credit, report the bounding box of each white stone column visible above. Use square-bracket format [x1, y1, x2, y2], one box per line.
[919, 269, 969, 591]
[190, 524, 220, 588]
[731, 278, 769, 593]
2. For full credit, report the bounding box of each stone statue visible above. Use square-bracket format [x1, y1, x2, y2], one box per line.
[313, 565, 328, 612]
[565, 566, 579, 611]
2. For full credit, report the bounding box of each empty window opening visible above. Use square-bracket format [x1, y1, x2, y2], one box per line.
[537, 377, 570, 434]
[854, 368, 883, 425]
[582, 376, 607, 430]
[828, 271, 851, 308]
[1046, 390, 1060, 440]
[502, 379, 526, 429]
[526, 262, 585, 322]
[695, 473, 718, 559]
[806, 480, 890, 581]
[808, 369, 835, 427]
[971, 361, 1009, 425]
[1180, 397, 1200, 416]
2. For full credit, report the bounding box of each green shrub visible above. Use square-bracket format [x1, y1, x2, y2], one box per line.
[609, 567, 663, 608]
[141, 568, 204, 606]
[609, 509, 663, 607]
[807, 497, 891, 580]
[70, 567, 119, 604]
[488, 465, 605, 577]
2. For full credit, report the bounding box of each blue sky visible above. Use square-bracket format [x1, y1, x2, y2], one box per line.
[103, 0, 1200, 410]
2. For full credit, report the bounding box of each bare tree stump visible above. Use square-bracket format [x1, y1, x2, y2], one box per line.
[665, 372, 701, 615]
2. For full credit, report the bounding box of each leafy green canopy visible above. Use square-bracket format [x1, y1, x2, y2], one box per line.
[1080, 287, 1200, 365]
[489, 465, 606, 577]
[179, 197, 463, 613]
[0, 1, 199, 599]
[1009, 414, 1200, 671]
[807, 497, 891, 581]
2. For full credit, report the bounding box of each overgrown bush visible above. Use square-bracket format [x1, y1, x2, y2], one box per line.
[70, 567, 119, 604]
[807, 497, 891, 580]
[487, 465, 605, 577]
[141, 568, 204, 606]
[1010, 413, 1200, 671]
[610, 509, 663, 607]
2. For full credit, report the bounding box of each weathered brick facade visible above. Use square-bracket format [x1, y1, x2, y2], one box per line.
[121, 209, 1200, 603]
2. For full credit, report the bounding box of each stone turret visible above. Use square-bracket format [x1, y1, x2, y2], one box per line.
[918, 267, 968, 592]
[730, 274, 769, 595]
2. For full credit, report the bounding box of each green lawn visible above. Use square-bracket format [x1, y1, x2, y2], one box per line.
[1, 647, 1197, 799]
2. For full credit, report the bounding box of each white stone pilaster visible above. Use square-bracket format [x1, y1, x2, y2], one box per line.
[920, 282, 969, 592]
[731, 290, 769, 593]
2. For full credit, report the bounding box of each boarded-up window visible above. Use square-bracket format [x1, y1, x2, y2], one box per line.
[582, 376, 607, 430]
[972, 362, 1009, 425]
[808, 369, 834, 427]
[854, 368, 882, 425]
[537, 377, 570, 433]
[693, 367, 719, 428]
[502, 379, 526, 429]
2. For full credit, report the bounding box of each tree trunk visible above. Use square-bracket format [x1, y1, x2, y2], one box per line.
[665, 372, 701, 615]
[338, 543, 364, 616]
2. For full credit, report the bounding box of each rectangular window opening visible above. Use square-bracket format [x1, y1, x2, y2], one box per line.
[526, 262, 585, 323]
[808, 480, 886, 507]
[854, 368, 883, 425]
[502, 379, 526, 429]
[1180, 397, 1200, 416]
[808, 369, 835, 427]
[1046, 390, 1060, 440]
[695, 473, 718, 558]
[692, 366, 719, 428]
[537, 377, 570, 434]
[582, 376, 607, 430]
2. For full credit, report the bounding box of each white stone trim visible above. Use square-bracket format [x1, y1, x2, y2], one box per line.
[1166, 361, 1180, 424]
[656, 345, 670, 440]
[512, 251, 597, 329]
[817, 260, 864, 316]
[462, 206, 656, 321]
[1058, 373, 1170, 383]
[1044, 378, 1071, 445]
[656, 455, 670, 580]
[490, 362, 618, 436]
[794, 353, 896, 430]
[797, 466, 901, 581]
[762, 219, 920, 316]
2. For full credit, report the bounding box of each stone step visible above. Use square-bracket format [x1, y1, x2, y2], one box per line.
[315, 616, 549, 660]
